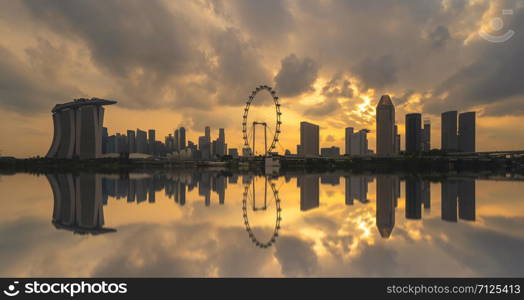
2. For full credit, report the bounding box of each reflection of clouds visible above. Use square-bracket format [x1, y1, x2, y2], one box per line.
[424, 219, 524, 277]
[93, 223, 275, 277]
[274, 236, 318, 276]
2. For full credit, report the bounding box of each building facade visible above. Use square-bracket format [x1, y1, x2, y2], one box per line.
[376, 95, 396, 156]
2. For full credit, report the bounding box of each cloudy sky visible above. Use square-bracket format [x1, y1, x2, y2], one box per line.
[1, 0, 524, 157]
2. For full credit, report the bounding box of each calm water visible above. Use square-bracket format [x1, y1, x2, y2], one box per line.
[1, 171, 523, 277]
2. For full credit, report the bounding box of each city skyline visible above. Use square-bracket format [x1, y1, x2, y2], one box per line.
[2, 0, 524, 157]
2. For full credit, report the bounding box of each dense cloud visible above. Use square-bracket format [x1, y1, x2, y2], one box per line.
[1, 0, 524, 154]
[274, 54, 319, 97]
[274, 236, 318, 276]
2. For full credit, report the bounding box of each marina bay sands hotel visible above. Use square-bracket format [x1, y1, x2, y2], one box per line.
[46, 98, 117, 159]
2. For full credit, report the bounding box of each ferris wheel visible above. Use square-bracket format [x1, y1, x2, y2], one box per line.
[242, 176, 282, 248]
[242, 85, 282, 156]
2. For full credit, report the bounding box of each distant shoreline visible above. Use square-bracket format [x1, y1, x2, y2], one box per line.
[1, 154, 523, 176]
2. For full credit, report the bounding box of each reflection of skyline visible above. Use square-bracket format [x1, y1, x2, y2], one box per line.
[47, 172, 478, 239]
[376, 175, 396, 238]
[298, 175, 320, 211]
[442, 179, 476, 222]
[47, 173, 115, 235]
[345, 176, 373, 205]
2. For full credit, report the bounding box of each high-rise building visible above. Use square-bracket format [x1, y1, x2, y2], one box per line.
[441, 180, 458, 222]
[458, 112, 476, 152]
[394, 125, 400, 154]
[102, 127, 109, 154]
[376, 95, 395, 156]
[441, 111, 458, 151]
[405, 113, 422, 153]
[205, 126, 210, 139]
[127, 130, 136, 153]
[349, 129, 369, 155]
[148, 129, 156, 155]
[136, 129, 147, 154]
[179, 127, 186, 150]
[300, 121, 319, 156]
[345, 127, 353, 155]
[422, 120, 431, 152]
[198, 135, 211, 160]
[46, 98, 117, 159]
[174, 129, 179, 151]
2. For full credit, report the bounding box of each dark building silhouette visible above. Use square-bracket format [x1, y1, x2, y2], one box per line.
[345, 176, 371, 204]
[458, 180, 475, 221]
[376, 95, 396, 156]
[422, 120, 431, 152]
[441, 180, 458, 222]
[405, 178, 422, 219]
[405, 113, 422, 153]
[458, 112, 476, 152]
[46, 98, 116, 159]
[47, 173, 115, 234]
[422, 180, 431, 209]
[441, 111, 458, 151]
[299, 175, 320, 211]
[376, 175, 396, 238]
[320, 174, 340, 186]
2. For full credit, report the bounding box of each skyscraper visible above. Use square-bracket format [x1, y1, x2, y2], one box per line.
[458, 112, 476, 152]
[174, 129, 179, 151]
[136, 129, 147, 154]
[348, 129, 369, 155]
[205, 126, 210, 139]
[422, 120, 431, 152]
[394, 125, 401, 154]
[345, 127, 353, 155]
[405, 113, 422, 153]
[441, 111, 458, 151]
[179, 127, 186, 150]
[46, 98, 116, 159]
[376, 95, 395, 156]
[300, 121, 320, 156]
[148, 129, 156, 155]
[127, 130, 136, 153]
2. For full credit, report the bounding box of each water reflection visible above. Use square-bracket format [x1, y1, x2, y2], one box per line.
[3, 171, 524, 277]
[47, 173, 115, 235]
[45, 171, 482, 243]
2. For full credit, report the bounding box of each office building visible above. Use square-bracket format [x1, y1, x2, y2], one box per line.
[441, 111, 458, 151]
[394, 125, 400, 154]
[405, 113, 422, 153]
[376, 95, 396, 155]
[127, 130, 136, 153]
[299, 122, 320, 156]
[148, 129, 156, 155]
[136, 129, 148, 154]
[345, 127, 353, 155]
[179, 127, 186, 150]
[458, 112, 476, 152]
[422, 120, 431, 152]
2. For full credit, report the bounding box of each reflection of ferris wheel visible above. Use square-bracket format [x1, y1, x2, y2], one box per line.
[242, 176, 282, 248]
[242, 85, 282, 156]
